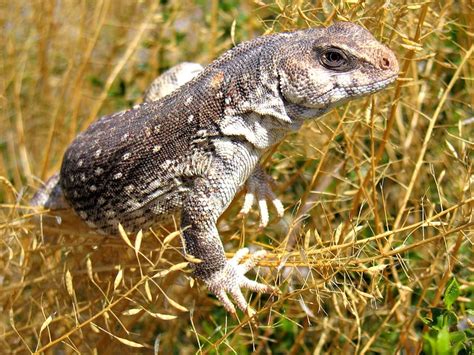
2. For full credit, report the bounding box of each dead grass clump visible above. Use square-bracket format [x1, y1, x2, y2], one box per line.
[1, 0, 473, 353]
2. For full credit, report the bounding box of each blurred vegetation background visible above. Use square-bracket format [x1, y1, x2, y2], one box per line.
[0, 0, 472, 353]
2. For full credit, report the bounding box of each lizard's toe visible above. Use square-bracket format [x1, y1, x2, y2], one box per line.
[229, 286, 248, 312]
[239, 249, 267, 273]
[257, 198, 269, 228]
[215, 289, 237, 314]
[240, 277, 276, 293]
[271, 197, 285, 219]
[230, 247, 250, 265]
[239, 192, 255, 217]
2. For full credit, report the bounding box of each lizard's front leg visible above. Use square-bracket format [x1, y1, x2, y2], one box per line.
[181, 148, 277, 313]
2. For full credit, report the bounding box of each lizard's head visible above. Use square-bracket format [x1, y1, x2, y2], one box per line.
[277, 22, 399, 118]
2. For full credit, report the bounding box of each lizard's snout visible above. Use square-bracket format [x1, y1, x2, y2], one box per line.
[377, 47, 399, 74]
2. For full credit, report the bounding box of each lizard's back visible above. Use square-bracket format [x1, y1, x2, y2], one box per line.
[60, 81, 219, 232]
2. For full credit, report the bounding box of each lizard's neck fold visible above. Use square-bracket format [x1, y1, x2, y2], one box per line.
[219, 112, 302, 151]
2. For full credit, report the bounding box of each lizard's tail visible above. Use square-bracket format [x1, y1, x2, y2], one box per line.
[30, 173, 69, 210]
[31, 174, 99, 234]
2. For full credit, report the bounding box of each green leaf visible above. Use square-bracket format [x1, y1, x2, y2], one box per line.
[444, 310, 458, 327]
[448, 330, 466, 344]
[423, 333, 437, 354]
[444, 278, 460, 310]
[432, 308, 445, 329]
[436, 326, 452, 355]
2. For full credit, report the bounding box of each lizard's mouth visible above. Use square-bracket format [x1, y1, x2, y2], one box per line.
[302, 74, 399, 109]
[342, 74, 399, 97]
[277, 71, 397, 114]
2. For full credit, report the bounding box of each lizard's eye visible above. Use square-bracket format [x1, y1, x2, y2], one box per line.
[320, 48, 351, 71]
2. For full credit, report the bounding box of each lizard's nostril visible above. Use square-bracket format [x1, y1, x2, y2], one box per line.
[380, 56, 391, 70]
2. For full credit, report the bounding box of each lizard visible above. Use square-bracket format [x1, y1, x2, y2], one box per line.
[33, 22, 399, 314]
[32, 63, 283, 228]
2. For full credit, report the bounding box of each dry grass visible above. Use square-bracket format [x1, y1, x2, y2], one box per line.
[1, 0, 473, 353]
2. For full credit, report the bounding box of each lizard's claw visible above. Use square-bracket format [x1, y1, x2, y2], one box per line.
[239, 168, 284, 229]
[205, 248, 278, 314]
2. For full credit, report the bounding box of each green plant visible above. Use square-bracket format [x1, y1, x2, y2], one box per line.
[422, 278, 473, 354]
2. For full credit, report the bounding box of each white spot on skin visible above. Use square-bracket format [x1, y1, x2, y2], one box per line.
[95, 167, 104, 175]
[225, 97, 231, 105]
[144, 127, 152, 137]
[69, 176, 75, 182]
[113, 172, 123, 180]
[161, 159, 173, 170]
[124, 185, 135, 193]
[105, 210, 116, 218]
[122, 152, 131, 160]
[154, 125, 160, 134]
[98, 197, 106, 204]
[78, 160, 83, 167]
[95, 149, 102, 158]
[80, 173, 86, 182]
[153, 145, 161, 153]
[122, 133, 129, 141]
[185, 96, 193, 106]
[79, 211, 88, 219]
[90, 185, 97, 191]
[86, 221, 96, 228]
[188, 114, 194, 123]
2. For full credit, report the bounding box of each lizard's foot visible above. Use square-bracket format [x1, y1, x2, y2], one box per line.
[239, 168, 284, 228]
[204, 248, 278, 314]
